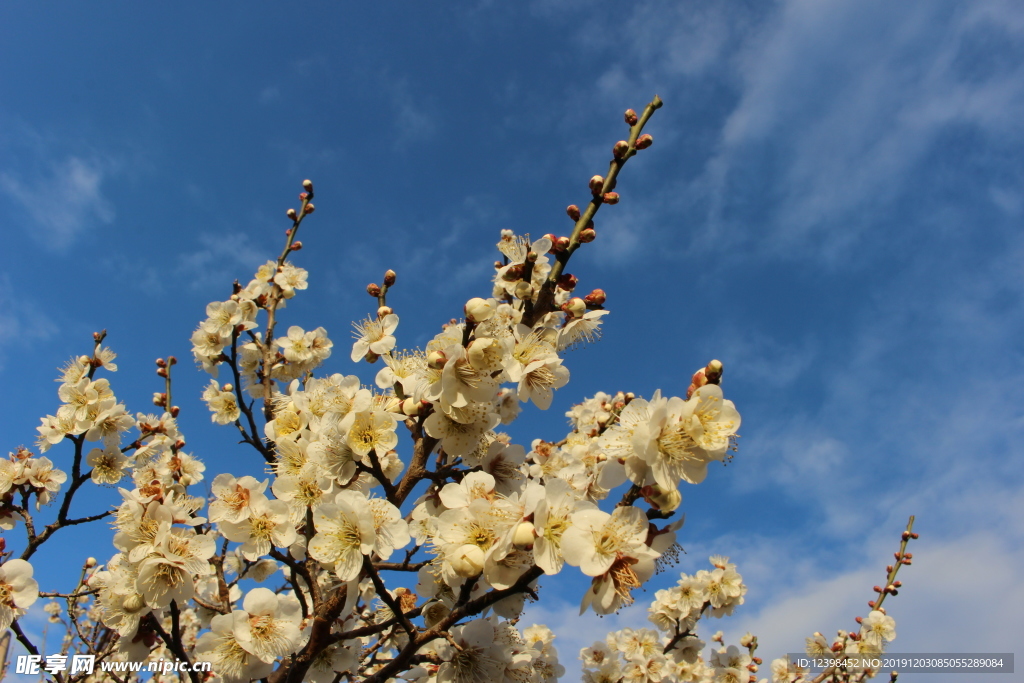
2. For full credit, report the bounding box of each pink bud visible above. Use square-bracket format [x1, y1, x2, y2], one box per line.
[290, 241, 303, 251]
[589, 175, 605, 194]
[613, 140, 629, 158]
[579, 227, 596, 243]
[299, 192, 309, 201]
[583, 288, 606, 305]
[555, 236, 570, 251]
[557, 273, 578, 291]
[602, 192, 620, 204]
[170, 406, 180, 418]
[566, 205, 581, 221]
[303, 203, 315, 214]
[384, 269, 397, 286]
[636, 134, 653, 150]
[302, 179, 313, 192]
[287, 208, 297, 219]
[624, 109, 638, 125]
[367, 283, 381, 297]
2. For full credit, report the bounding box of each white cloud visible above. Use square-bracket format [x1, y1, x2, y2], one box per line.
[0, 275, 57, 373]
[0, 155, 115, 251]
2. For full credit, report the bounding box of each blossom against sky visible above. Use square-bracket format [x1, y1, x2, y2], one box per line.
[1, 2, 1022, 679]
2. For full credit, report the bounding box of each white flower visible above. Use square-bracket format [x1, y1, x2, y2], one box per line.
[87, 445, 128, 485]
[25, 457, 67, 508]
[219, 497, 297, 561]
[351, 313, 399, 361]
[558, 309, 609, 350]
[0, 559, 39, 631]
[274, 262, 308, 298]
[203, 380, 241, 425]
[209, 474, 270, 524]
[366, 497, 410, 560]
[860, 610, 896, 648]
[233, 587, 305, 663]
[340, 410, 398, 457]
[308, 491, 376, 581]
[195, 612, 274, 683]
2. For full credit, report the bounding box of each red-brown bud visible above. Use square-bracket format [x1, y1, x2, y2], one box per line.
[910, 532, 919, 539]
[855, 616, 863, 624]
[287, 208, 297, 220]
[624, 109, 638, 125]
[636, 133, 653, 150]
[583, 288, 606, 305]
[170, 406, 180, 418]
[384, 269, 397, 286]
[156, 358, 167, 368]
[174, 439, 185, 450]
[566, 205, 581, 221]
[557, 273, 578, 291]
[902, 531, 911, 540]
[873, 585, 883, 593]
[602, 192, 620, 204]
[613, 140, 629, 158]
[589, 175, 605, 194]
[502, 264, 524, 281]
[367, 283, 381, 297]
[525, 251, 538, 263]
[579, 227, 596, 243]
[893, 580, 902, 587]
[299, 192, 309, 201]
[156, 368, 168, 378]
[886, 565, 893, 572]
[290, 241, 303, 251]
[555, 236, 570, 251]
[302, 179, 313, 192]
[168, 356, 177, 365]
[303, 203, 315, 214]
[377, 306, 393, 318]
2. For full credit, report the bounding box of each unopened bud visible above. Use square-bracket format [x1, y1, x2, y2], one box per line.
[85, 557, 97, 568]
[502, 264, 524, 281]
[648, 486, 682, 512]
[513, 521, 536, 547]
[156, 358, 167, 368]
[367, 283, 381, 297]
[579, 227, 596, 243]
[589, 175, 605, 194]
[910, 532, 919, 539]
[157, 367, 168, 378]
[302, 179, 313, 192]
[705, 359, 723, 383]
[566, 205, 581, 221]
[123, 593, 145, 614]
[427, 350, 448, 369]
[383, 269, 397, 286]
[287, 208, 297, 220]
[401, 398, 423, 417]
[513, 281, 534, 300]
[290, 241, 303, 250]
[168, 356, 177, 365]
[624, 109, 638, 125]
[557, 273, 578, 291]
[602, 192, 620, 204]
[222, 383, 233, 392]
[450, 544, 485, 578]
[377, 306, 393, 318]
[563, 297, 586, 318]
[612, 140, 629, 158]
[299, 192, 309, 201]
[365, 351, 380, 363]
[303, 203, 315, 214]
[636, 134, 653, 150]
[902, 531, 910, 540]
[893, 580, 902, 587]
[170, 406, 180, 418]
[525, 250, 538, 263]
[583, 288, 606, 305]
[464, 297, 497, 323]
[152, 393, 165, 406]
[855, 616, 863, 624]
[422, 600, 450, 628]
[555, 236, 570, 251]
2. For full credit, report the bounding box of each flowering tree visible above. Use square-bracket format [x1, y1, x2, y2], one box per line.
[0, 96, 918, 683]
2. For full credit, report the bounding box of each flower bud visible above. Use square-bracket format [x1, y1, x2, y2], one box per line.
[563, 297, 586, 318]
[299, 192, 309, 201]
[85, 557, 97, 568]
[513, 281, 534, 300]
[156, 358, 167, 368]
[287, 208, 297, 220]
[427, 350, 448, 369]
[583, 288, 606, 305]
[589, 175, 605, 194]
[377, 305, 393, 318]
[464, 297, 496, 323]
[450, 544, 485, 577]
[365, 351, 380, 364]
[384, 269, 397, 286]
[302, 179, 313, 192]
[423, 600, 450, 628]
[157, 367, 168, 378]
[557, 273, 578, 291]
[705, 359, 723, 383]
[222, 383, 233, 392]
[636, 133, 653, 150]
[78, 355, 91, 365]
[153, 392, 166, 406]
[566, 204, 581, 221]
[624, 108, 638, 125]
[525, 251, 538, 263]
[613, 140, 629, 158]
[648, 486, 682, 512]
[401, 398, 423, 417]
[579, 227, 597, 243]
[303, 203, 315, 214]
[602, 192, 620, 205]
[290, 241, 303, 250]
[123, 593, 145, 614]
[555, 236, 570, 251]
[367, 283, 381, 297]
[512, 521, 536, 548]
[502, 264, 524, 282]
[168, 356, 177, 365]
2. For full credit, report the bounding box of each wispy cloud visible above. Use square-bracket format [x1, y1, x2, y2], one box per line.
[0, 155, 115, 251]
[0, 275, 57, 373]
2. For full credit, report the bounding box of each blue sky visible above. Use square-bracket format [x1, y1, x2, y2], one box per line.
[1, 1, 1022, 680]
